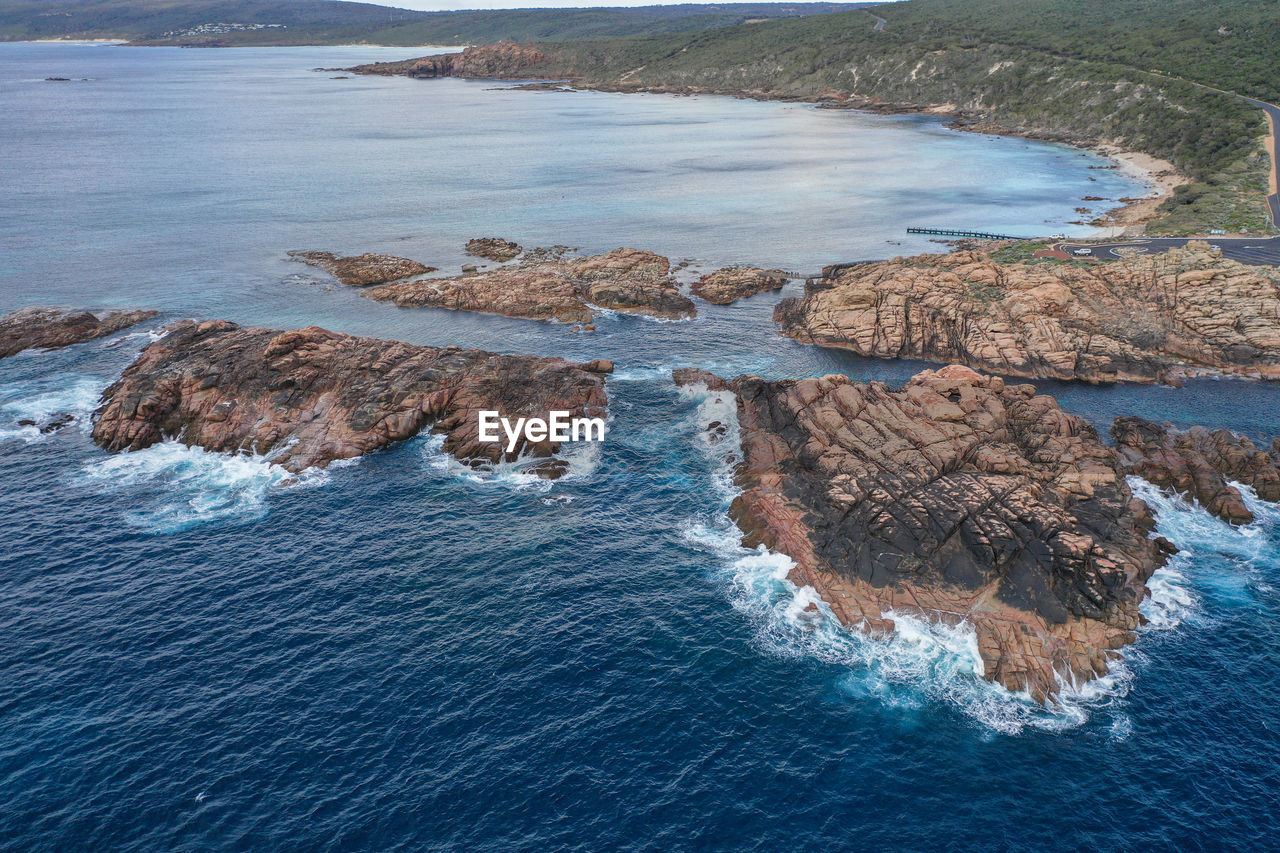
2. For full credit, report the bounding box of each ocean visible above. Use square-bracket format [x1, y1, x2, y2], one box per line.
[1, 42, 1278, 850]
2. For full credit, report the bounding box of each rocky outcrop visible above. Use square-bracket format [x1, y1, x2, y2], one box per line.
[465, 237, 522, 263]
[1112, 417, 1280, 525]
[691, 267, 789, 305]
[680, 364, 1172, 702]
[287, 251, 435, 286]
[775, 243, 1280, 384]
[0, 306, 157, 359]
[93, 320, 612, 475]
[365, 248, 695, 326]
[407, 43, 552, 79]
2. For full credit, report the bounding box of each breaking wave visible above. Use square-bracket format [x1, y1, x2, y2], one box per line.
[72, 441, 329, 533]
[1129, 476, 1280, 618]
[417, 429, 603, 492]
[675, 384, 1210, 734]
[0, 376, 106, 443]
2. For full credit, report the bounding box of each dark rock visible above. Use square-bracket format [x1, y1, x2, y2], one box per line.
[1112, 416, 1280, 524]
[676, 363, 1171, 702]
[465, 237, 522, 262]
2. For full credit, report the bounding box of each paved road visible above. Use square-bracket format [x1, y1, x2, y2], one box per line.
[1056, 236, 1280, 267]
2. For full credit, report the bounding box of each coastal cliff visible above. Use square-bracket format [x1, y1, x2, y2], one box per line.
[93, 320, 612, 475]
[774, 243, 1280, 384]
[678, 364, 1173, 702]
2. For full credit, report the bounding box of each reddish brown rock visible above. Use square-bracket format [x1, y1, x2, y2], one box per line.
[287, 251, 435, 286]
[1112, 417, 1280, 525]
[365, 248, 695, 326]
[405, 43, 552, 79]
[465, 237, 523, 263]
[678, 363, 1172, 702]
[775, 243, 1280, 384]
[0, 306, 157, 359]
[93, 320, 611, 474]
[691, 267, 789, 305]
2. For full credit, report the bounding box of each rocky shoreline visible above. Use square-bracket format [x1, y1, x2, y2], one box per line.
[1113, 417, 1280, 525]
[690, 267, 790, 305]
[677, 364, 1174, 702]
[775, 243, 1280, 385]
[93, 320, 613, 476]
[345, 44, 1184, 234]
[6, 299, 1280, 702]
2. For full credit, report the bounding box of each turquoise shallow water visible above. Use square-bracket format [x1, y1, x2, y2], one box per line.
[2, 42, 1279, 851]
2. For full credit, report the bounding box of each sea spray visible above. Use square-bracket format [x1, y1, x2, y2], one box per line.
[676, 380, 1168, 733]
[0, 376, 105, 443]
[72, 440, 330, 532]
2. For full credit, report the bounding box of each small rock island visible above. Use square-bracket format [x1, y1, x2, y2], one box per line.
[364, 247, 696, 326]
[0, 306, 157, 359]
[93, 320, 613, 475]
[677, 364, 1174, 701]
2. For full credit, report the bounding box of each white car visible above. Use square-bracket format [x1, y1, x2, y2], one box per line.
[1073, 248, 1093, 256]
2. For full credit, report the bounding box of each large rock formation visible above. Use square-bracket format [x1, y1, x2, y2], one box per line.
[406, 43, 552, 79]
[775, 243, 1280, 384]
[0, 306, 157, 359]
[287, 251, 435, 286]
[1112, 417, 1280, 525]
[465, 237, 523, 262]
[679, 364, 1172, 701]
[691, 267, 789, 305]
[365, 248, 695, 326]
[93, 320, 612, 475]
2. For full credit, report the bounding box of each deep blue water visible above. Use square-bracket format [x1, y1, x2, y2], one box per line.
[2, 43, 1280, 851]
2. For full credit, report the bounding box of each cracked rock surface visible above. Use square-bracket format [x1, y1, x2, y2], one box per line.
[365, 247, 695, 326]
[679, 363, 1173, 701]
[775, 242, 1280, 384]
[0, 306, 157, 359]
[93, 320, 612, 475]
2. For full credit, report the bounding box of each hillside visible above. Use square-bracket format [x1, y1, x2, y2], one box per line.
[359, 0, 1278, 235]
[0, 0, 872, 46]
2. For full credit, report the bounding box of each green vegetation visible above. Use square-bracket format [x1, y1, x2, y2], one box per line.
[989, 242, 1050, 264]
[0, 1, 870, 46]
[7, 0, 1277, 234]
[1148, 143, 1274, 235]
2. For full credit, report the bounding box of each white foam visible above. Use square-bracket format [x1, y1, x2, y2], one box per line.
[418, 429, 603, 492]
[675, 380, 742, 499]
[1129, 475, 1280, 616]
[0, 376, 105, 443]
[684, 519, 1125, 734]
[73, 440, 328, 532]
[584, 303, 695, 325]
[678, 387, 1159, 733]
